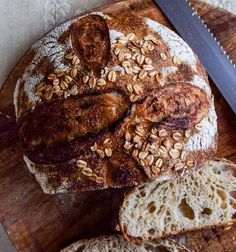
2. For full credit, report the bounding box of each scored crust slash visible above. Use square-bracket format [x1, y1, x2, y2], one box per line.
[14, 12, 217, 193]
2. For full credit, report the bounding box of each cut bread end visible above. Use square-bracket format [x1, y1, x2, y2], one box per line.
[119, 159, 236, 242]
[60, 235, 190, 252]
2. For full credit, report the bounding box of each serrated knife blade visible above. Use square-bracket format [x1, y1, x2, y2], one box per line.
[154, 0, 236, 114]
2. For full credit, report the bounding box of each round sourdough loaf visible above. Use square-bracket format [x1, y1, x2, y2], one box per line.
[14, 12, 217, 193]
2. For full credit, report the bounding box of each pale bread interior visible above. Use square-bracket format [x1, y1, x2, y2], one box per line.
[120, 160, 236, 240]
[60, 235, 189, 252]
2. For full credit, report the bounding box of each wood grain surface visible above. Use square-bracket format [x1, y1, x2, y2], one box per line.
[0, 0, 236, 251]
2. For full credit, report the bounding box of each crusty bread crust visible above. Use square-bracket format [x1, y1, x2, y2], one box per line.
[121, 218, 236, 244]
[119, 159, 236, 243]
[14, 12, 217, 193]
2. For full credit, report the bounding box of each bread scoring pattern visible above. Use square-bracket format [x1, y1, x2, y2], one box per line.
[14, 13, 217, 193]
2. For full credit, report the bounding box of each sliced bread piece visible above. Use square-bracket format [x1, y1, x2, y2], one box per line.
[60, 235, 190, 252]
[119, 159, 236, 242]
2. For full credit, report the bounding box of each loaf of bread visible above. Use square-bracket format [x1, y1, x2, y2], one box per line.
[119, 159, 236, 242]
[60, 235, 190, 252]
[14, 12, 217, 193]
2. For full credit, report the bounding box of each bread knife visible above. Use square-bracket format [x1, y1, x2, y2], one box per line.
[153, 0, 236, 114]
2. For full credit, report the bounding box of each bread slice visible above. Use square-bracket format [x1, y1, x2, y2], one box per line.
[60, 235, 190, 252]
[119, 159, 236, 242]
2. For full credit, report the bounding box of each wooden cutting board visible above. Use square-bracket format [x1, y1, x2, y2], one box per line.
[0, 0, 236, 251]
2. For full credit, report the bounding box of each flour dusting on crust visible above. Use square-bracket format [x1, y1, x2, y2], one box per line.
[145, 18, 197, 70]
[109, 30, 124, 46]
[14, 19, 73, 118]
[186, 75, 217, 151]
[145, 17, 217, 152]
[161, 66, 178, 77]
[24, 155, 69, 193]
[185, 104, 217, 151]
[190, 75, 212, 96]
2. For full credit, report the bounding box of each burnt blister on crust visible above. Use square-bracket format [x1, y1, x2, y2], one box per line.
[19, 91, 129, 149]
[137, 83, 210, 129]
[71, 14, 111, 76]
[106, 151, 148, 187]
[118, 83, 211, 180]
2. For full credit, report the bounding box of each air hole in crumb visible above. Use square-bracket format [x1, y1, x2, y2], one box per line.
[76, 245, 86, 252]
[157, 206, 163, 215]
[208, 194, 214, 199]
[148, 228, 156, 235]
[147, 201, 156, 213]
[221, 202, 227, 209]
[217, 189, 227, 201]
[112, 242, 117, 248]
[140, 190, 146, 197]
[157, 245, 171, 252]
[139, 185, 145, 191]
[156, 245, 171, 252]
[230, 200, 236, 209]
[166, 210, 171, 216]
[230, 191, 236, 199]
[201, 208, 212, 216]
[222, 166, 236, 177]
[194, 181, 199, 188]
[178, 199, 195, 220]
[144, 244, 155, 250]
[170, 224, 176, 231]
[144, 244, 170, 251]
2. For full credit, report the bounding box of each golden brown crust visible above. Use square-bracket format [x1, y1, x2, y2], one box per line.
[121, 220, 236, 245]
[131, 83, 210, 129]
[71, 15, 111, 76]
[120, 214, 233, 245]
[15, 12, 217, 193]
[19, 92, 129, 149]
